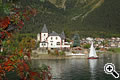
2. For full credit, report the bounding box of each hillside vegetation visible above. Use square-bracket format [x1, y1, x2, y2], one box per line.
[16, 0, 120, 38]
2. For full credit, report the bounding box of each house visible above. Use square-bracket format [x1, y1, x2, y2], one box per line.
[118, 42, 120, 48]
[110, 42, 116, 48]
[37, 24, 70, 49]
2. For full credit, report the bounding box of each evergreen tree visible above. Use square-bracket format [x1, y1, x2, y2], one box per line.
[73, 34, 80, 47]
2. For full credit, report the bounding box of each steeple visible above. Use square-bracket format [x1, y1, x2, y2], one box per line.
[60, 31, 66, 40]
[41, 24, 48, 33]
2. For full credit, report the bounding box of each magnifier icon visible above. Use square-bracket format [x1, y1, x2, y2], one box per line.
[104, 63, 119, 78]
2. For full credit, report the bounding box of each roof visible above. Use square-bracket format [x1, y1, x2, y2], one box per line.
[60, 31, 66, 40]
[41, 24, 48, 33]
[49, 31, 59, 36]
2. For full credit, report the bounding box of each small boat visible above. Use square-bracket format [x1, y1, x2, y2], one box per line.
[88, 42, 99, 59]
[66, 53, 85, 56]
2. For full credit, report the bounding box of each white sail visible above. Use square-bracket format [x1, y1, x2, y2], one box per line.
[89, 42, 98, 57]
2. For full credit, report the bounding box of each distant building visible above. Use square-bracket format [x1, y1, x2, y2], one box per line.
[118, 42, 120, 48]
[37, 24, 70, 49]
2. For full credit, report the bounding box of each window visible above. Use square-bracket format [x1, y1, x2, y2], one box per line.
[51, 37, 53, 40]
[44, 43, 46, 46]
[57, 42, 60, 45]
[56, 37, 58, 40]
[51, 43, 53, 46]
[42, 43, 46, 46]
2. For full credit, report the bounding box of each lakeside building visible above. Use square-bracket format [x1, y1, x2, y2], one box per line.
[80, 37, 120, 50]
[37, 24, 70, 50]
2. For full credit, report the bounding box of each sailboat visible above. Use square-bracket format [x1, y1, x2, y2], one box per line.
[88, 42, 99, 59]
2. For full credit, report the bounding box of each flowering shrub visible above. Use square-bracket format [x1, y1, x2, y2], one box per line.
[0, 5, 52, 80]
[0, 49, 52, 80]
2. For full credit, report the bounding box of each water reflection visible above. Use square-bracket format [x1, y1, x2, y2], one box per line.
[32, 59, 88, 80]
[89, 59, 97, 80]
[32, 60, 66, 79]
[31, 54, 120, 80]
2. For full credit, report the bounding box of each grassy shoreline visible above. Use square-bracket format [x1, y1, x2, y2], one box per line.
[108, 48, 120, 53]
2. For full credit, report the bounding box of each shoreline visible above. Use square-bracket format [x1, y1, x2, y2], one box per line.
[31, 51, 120, 60]
[31, 54, 89, 60]
[31, 54, 88, 60]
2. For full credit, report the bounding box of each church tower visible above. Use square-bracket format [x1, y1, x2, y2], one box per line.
[41, 24, 48, 42]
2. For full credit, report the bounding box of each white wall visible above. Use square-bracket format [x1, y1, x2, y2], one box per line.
[62, 40, 65, 45]
[47, 36, 62, 48]
[62, 45, 70, 48]
[37, 33, 40, 41]
[39, 35, 70, 48]
[40, 43, 48, 48]
[41, 33, 48, 42]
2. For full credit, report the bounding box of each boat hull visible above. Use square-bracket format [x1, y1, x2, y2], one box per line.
[88, 57, 99, 59]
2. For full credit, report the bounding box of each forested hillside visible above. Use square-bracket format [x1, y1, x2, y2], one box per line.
[14, 0, 120, 38]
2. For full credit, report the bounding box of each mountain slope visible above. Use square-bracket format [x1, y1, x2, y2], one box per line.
[83, 0, 120, 32]
[19, 0, 120, 38]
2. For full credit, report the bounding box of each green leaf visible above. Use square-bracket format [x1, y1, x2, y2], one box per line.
[22, 15, 25, 20]
[10, 57, 15, 61]
[13, 65, 17, 68]
[8, 64, 12, 66]
[3, 4, 11, 14]
[13, 56, 18, 60]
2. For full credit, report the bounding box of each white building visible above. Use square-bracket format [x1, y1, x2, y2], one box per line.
[37, 24, 70, 49]
[118, 42, 120, 48]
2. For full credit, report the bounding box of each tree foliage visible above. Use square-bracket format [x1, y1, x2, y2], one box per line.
[73, 34, 80, 47]
[0, 1, 52, 80]
[83, 44, 91, 49]
[13, 0, 120, 38]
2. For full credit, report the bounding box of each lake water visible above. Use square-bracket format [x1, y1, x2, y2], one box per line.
[32, 53, 120, 80]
